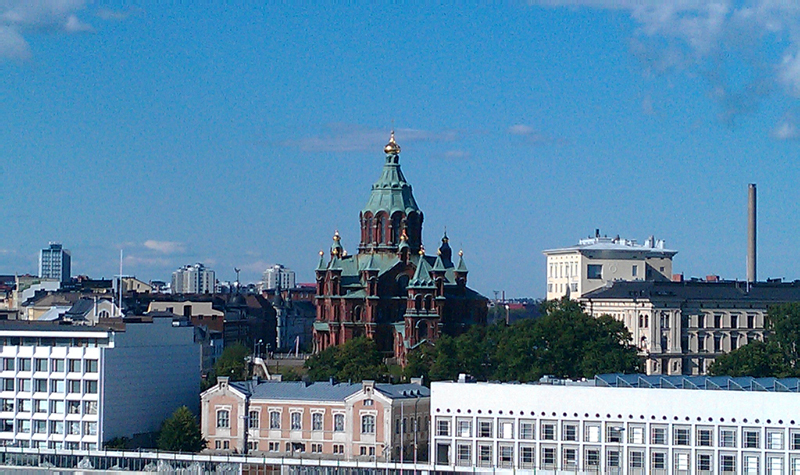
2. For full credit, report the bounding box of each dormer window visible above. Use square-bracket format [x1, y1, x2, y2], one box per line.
[364, 399, 373, 406]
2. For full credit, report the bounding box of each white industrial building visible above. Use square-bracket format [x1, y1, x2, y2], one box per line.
[431, 374, 800, 473]
[543, 232, 677, 301]
[0, 316, 200, 449]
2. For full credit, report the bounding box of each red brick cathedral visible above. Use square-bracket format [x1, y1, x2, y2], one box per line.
[313, 132, 488, 364]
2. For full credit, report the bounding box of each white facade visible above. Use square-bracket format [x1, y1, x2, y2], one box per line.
[431, 376, 800, 473]
[39, 243, 71, 283]
[172, 263, 215, 294]
[262, 265, 296, 291]
[543, 234, 676, 300]
[0, 317, 200, 449]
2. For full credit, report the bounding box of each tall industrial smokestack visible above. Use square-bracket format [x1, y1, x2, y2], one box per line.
[747, 183, 757, 283]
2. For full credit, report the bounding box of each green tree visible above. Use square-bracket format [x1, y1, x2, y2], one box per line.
[214, 343, 249, 381]
[157, 406, 206, 452]
[305, 337, 388, 382]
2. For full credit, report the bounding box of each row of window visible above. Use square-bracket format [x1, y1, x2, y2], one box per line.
[217, 410, 376, 434]
[435, 418, 799, 449]
[440, 441, 791, 472]
[0, 419, 97, 436]
[0, 339, 104, 348]
[0, 440, 97, 450]
[0, 399, 97, 416]
[1, 378, 98, 394]
[1, 358, 98, 374]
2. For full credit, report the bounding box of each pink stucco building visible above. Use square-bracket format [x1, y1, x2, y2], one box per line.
[201, 377, 429, 462]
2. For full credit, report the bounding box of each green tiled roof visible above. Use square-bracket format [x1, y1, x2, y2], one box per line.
[362, 152, 419, 217]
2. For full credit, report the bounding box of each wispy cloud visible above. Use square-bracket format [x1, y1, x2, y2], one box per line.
[773, 114, 800, 140]
[283, 124, 459, 153]
[531, 1, 800, 122]
[143, 240, 186, 255]
[95, 8, 133, 21]
[0, 0, 106, 60]
[508, 124, 551, 144]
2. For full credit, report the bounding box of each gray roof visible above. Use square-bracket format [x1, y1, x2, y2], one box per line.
[230, 380, 429, 401]
[543, 236, 677, 257]
[596, 373, 800, 393]
[581, 280, 800, 303]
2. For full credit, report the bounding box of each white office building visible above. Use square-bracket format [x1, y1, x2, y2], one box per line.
[0, 316, 200, 449]
[172, 263, 215, 294]
[431, 374, 800, 473]
[38, 243, 71, 283]
[543, 232, 677, 301]
[262, 265, 296, 291]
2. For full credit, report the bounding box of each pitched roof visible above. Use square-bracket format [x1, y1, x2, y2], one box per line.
[229, 380, 429, 401]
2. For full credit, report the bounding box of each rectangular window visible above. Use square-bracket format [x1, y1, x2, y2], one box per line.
[68, 380, 81, 394]
[675, 452, 690, 471]
[0, 399, 12, 412]
[607, 425, 622, 443]
[674, 426, 690, 445]
[456, 443, 471, 466]
[697, 453, 712, 471]
[248, 411, 259, 429]
[50, 380, 64, 393]
[0, 419, 12, 431]
[607, 449, 620, 468]
[269, 411, 280, 429]
[478, 443, 492, 467]
[17, 378, 30, 392]
[67, 400, 80, 414]
[519, 420, 534, 440]
[3, 358, 14, 371]
[652, 451, 666, 470]
[629, 450, 644, 468]
[436, 418, 451, 436]
[34, 399, 46, 413]
[721, 454, 736, 473]
[85, 360, 98, 373]
[33, 420, 46, 434]
[360, 414, 374, 434]
[291, 412, 302, 431]
[651, 426, 667, 444]
[563, 447, 577, 468]
[586, 448, 600, 467]
[542, 447, 556, 467]
[629, 425, 645, 444]
[498, 445, 513, 468]
[499, 420, 513, 439]
[2, 379, 13, 392]
[67, 421, 80, 435]
[33, 379, 46, 393]
[84, 380, 98, 394]
[520, 446, 535, 468]
[744, 428, 760, 448]
[697, 427, 713, 446]
[17, 399, 30, 413]
[768, 430, 784, 450]
[542, 422, 556, 440]
[563, 423, 577, 441]
[632, 265, 638, 277]
[587, 264, 603, 279]
[453, 419, 470, 438]
[216, 410, 230, 429]
[83, 421, 97, 436]
[34, 358, 47, 372]
[720, 428, 736, 447]
[312, 412, 322, 431]
[51, 359, 64, 372]
[49, 420, 64, 434]
[17, 419, 30, 434]
[17, 358, 30, 372]
[50, 400, 64, 414]
[68, 359, 81, 373]
[83, 400, 97, 415]
[478, 419, 492, 438]
[334, 414, 344, 432]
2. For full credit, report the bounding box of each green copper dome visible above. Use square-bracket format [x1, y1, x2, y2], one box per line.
[362, 132, 420, 217]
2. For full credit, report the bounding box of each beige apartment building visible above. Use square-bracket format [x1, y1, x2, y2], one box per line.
[543, 232, 677, 300]
[201, 378, 429, 462]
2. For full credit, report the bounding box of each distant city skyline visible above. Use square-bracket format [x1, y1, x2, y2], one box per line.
[4, 3, 800, 297]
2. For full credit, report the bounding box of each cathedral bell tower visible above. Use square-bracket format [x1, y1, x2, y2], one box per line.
[358, 132, 424, 254]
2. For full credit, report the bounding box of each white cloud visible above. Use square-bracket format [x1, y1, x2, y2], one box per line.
[508, 124, 550, 143]
[773, 115, 800, 140]
[530, 0, 800, 121]
[143, 240, 186, 255]
[0, 0, 94, 60]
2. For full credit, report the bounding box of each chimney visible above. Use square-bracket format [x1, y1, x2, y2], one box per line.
[672, 273, 684, 283]
[747, 184, 757, 283]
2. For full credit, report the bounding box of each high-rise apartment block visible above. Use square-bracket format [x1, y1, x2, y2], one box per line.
[171, 264, 215, 294]
[38, 243, 71, 283]
[262, 265, 296, 290]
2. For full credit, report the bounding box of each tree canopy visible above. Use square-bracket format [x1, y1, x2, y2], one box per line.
[157, 406, 206, 453]
[405, 298, 641, 383]
[305, 337, 388, 382]
[709, 303, 800, 377]
[214, 343, 250, 382]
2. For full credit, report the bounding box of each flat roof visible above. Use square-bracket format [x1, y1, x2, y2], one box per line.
[595, 374, 800, 393]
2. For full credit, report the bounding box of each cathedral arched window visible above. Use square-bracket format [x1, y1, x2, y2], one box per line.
[414, 295, 423, 312]
[377, 214, 386, 244]
[391, 213, 403, 244]
[424, 295, 433, 312]
[354, 306, 362, 322]
[418, 320, 429, 340]
[365, 213, 374, 243]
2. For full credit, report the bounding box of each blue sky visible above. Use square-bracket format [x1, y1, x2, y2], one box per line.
[3, 1, 800, 298]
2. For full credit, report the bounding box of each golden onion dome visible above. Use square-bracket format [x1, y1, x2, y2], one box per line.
[384, 130, 401, 155]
